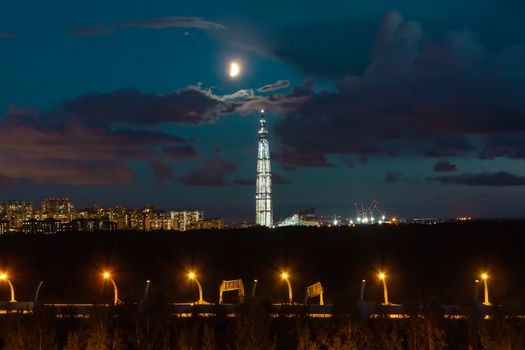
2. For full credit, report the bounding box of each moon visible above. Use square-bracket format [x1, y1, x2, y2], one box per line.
[229, 61, 241, 78]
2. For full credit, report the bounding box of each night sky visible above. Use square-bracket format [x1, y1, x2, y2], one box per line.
[1, 0, 524, 220]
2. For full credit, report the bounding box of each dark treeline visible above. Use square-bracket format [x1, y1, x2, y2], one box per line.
[0, 221, 524, 305]
[1, 300, 525, 349]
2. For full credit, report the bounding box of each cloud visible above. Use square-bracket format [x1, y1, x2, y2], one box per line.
[231, 93, 310, 115]
[0, 175, 21, 188]
[257, 80, 290, 92]
[163, 146, 197, 161]
[229, 18, 376, 77]
[342, 158, 355, 168]
[272, 173, 291, 185]
[63, 87, 229, 125]
[232, 178, 254, 186]
[428, 171, 525, 186]
[270, 10, 525, 169]
[73, 16, 226, 36]
[433, 160, 458, 172]
[384, 171, 407, 184]
[272, 147, 333, 171]
[0, 106, 189, 185]
[148, 161, 174, 182]
[61, 82, 308, 133]
[178, 159, 237, 186]
[0, 32, 15, 39]
[423, 136, 474, 157]
[480, 133, 525, 160]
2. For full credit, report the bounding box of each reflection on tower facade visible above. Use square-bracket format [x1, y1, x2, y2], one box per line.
[255, 110, 273, 227]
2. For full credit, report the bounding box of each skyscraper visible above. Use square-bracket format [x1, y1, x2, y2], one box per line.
[255, 110, 273, 227]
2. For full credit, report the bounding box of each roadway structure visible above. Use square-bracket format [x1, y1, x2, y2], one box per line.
[0, 271, 519, 319]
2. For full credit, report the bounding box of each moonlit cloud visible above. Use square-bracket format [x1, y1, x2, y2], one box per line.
[257, 80, 290, 92]
[428, 172, 525, 187]
[73, 16, 227, 36]
[0, 106, 191, 185]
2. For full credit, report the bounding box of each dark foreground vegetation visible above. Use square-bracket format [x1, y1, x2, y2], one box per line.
[1, 221, 525, 348]
[1, 300, 525, 349]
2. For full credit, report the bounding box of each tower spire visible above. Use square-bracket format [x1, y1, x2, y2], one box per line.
[255, 109, 273, 227]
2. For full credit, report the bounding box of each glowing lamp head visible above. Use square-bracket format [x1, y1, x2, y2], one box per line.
[188, 272, 196, 280]
[281, 272, 289, 280]
[378, 273, 386, 280]
[481, 273, 488, 280]
[103, 272, 110, 279]
[0, 273, 6, 280]
[261, 109, 265, 114]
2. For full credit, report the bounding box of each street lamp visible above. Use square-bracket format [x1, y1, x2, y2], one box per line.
[378, 272, 389, 305]
[360, 279, 366, 302]
[102, 271, 122, 305]
[281, 272, 293, 304]
[481, 273, 491, 306]
[0, 273, 16, 302]
[188, 272, 205, 304]
[143, 280, 151, 302]
[252, 279, 258, 298]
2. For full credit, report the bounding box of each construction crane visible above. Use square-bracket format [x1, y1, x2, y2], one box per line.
[354, 200, 386, 224]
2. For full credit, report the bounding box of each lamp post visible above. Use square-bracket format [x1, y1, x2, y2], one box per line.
[360, 279, 366, 302]
[188, 272, 204, 304]
[281, 272, 293, 304]
[481, 273, 491, 306]
[378, 273, 389, 305]
[474, 279, 479, 302]
[0, 273, 16, 302]
[252, 279, 258, 298]
[103, 271, 121, 305]
[144, 280, 151, 302]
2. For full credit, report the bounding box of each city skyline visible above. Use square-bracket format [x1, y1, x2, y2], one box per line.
[1, 1, 525, 220]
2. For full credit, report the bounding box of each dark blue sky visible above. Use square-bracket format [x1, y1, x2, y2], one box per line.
[1, 0, 525, 220]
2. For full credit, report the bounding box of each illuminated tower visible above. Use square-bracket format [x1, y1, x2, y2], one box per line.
[256, 110, 273, 227]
